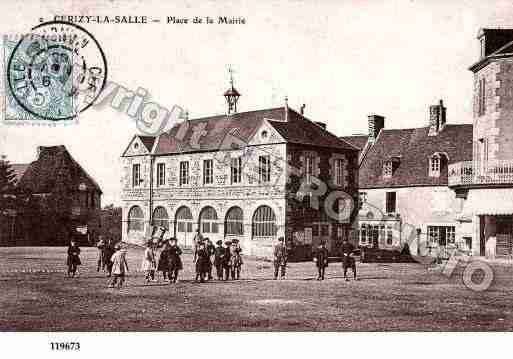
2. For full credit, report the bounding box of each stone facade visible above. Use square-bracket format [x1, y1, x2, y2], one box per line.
[121, 109, 359, 259]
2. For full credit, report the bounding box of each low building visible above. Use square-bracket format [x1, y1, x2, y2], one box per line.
[1, 145, 102, 246]
[121, 80, 359, 258]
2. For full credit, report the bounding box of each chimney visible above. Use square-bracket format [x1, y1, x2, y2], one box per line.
[300, 104, 306, 115]
[428, 99, 446, 136]
[284, 96, 289, 122]
[368, 114, 385, 143]
[315, 121, 327, 129]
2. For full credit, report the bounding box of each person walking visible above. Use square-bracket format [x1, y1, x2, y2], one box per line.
[109, 243, 129, 289]
[314, 241, 329, 280]
[141, 241, 157, 284]
[66, 240, 81, 278]
[273, 237, 288, 280]
[341, 238, 357, 281]
[214, 240, 226, 280]
[168, 238, 183, 283]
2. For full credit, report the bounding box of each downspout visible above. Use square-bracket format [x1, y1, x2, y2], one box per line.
[149, 154, 154, 238]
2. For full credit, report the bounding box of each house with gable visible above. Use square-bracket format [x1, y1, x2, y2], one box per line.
[120, 79, 360, 258]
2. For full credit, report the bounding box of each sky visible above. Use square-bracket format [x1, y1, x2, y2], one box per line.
[1, 0, 513, 205]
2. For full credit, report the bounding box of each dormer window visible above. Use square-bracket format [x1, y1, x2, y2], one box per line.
[429, 155, 441, 177]
[429, 153, 447, 178]
[383, 157, 399, 178]
[383, 161, 393, 178]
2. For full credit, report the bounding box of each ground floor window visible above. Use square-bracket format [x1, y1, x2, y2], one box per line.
[252, 205, 276, 238]
[225, 206, 243, 236]
[359, 223, 395, 247]
[176, 206, 193, 233]
[199, 206, 219, 234]
[427, 225, 455, 246]
[152, 206, 169, 230]
[128, 206, 144, 233]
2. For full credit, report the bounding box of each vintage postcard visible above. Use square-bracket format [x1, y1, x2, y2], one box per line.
[0, 0, 512, 357]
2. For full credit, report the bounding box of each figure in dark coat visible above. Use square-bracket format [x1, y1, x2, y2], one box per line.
[157, 243, 171, 280]
[103, 239, 115, 277]
[195, 243, 210, 283]
[66, 240, 81, 277]
[214, 240, 226, 280]
[273, 237, 288, 280]
[223, 241, 232, 280]
[341, 239, 357, 281]
[314, 242, 329, 280]
[168, 238, 183, 283]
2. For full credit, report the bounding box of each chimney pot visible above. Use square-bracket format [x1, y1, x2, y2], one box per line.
[300, 104, 306, 115]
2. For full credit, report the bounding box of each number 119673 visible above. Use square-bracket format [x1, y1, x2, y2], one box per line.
[50, 342, 80, 351]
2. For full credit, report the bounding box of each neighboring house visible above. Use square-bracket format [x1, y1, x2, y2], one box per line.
[341, 107, 473, 258]
[121, 81, 359, 258]
[1, 146, 102, 246]
[449, 28, 513, 259]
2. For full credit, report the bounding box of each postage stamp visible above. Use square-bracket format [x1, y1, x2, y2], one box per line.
[3, 20, 107, 125]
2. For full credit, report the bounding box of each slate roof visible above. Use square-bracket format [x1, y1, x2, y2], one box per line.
[17, 146, 102, 194]
[347, 124, 473, 188]
[153, 107, 357, 155]
[339, 135, 368, 150]
[10, 163, 29, 185]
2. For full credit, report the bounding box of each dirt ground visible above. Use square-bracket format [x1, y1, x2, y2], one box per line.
[1, 246, 513, 331]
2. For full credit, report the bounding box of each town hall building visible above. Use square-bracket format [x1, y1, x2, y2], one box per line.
[120, 79, 360, 258]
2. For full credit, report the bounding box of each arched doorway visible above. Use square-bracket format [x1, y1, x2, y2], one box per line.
[225, 206, 243, 238]
[199, 206, 219, 236]
[252, 205, 277, 239]
[175, 206, 193, 247]
[127, 205, 145, 234]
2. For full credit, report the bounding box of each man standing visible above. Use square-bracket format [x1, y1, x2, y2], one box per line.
[341, 237, 357, 281]
[273, 237, 288, 280]
[205, 238, 216, 281]
[214, 240, 225, 280]
[223, 241, 232, 280]
[314, 240, 329, 280]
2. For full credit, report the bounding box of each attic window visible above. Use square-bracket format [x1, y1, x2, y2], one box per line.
[134, 142, 139, 149]
[383, 161, 393, 178]
[429, 155, 441, 177]
[261, 130, 268, 140]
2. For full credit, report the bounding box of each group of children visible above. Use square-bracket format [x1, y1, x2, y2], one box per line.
[66, 234, 357, 289]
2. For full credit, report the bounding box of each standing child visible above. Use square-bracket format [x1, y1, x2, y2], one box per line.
[109, 243, 129, 288]
[96, 236, 105, 272]
[141, 241, 157, 284]
[229, 239, 243, 280]
[195, 242, 210, 283]
[66, 240, 81, 278]
[104, 239, 115, 277]
[157, 241, 171, 281]
[168, 238, 183, 283]
[314, 241, 329, 280]
[222, 241, 232, 281]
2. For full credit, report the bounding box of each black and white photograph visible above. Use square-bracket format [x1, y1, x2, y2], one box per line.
[1, 0, 513, 357]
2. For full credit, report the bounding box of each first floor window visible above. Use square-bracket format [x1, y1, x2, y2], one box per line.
[386, 192, 396, 214]
[156, 163, 166, 186]
[305, 155, 315, 184]
[203, 159, 213, 185]
[429, 155, 440, 177]
[358, 192, 367, 209]
[383, 161, 393, 178]
[334, 158, 345, 186]
[179, 161, 189, 186]
[258, 155, 271, 183]
[231, 157, 242, 184]
[132, 164, 141, 187]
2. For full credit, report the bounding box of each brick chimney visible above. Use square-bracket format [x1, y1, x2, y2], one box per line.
[428, 99, 446, 136]
[368, 114, 385, 143]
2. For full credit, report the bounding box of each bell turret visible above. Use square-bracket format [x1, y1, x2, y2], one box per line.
[224, 66, 240, 115]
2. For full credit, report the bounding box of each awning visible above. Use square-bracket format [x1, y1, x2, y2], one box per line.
[462, 188, 513, 216]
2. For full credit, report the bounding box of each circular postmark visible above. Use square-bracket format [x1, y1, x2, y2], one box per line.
[7, 21, 107, 121]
